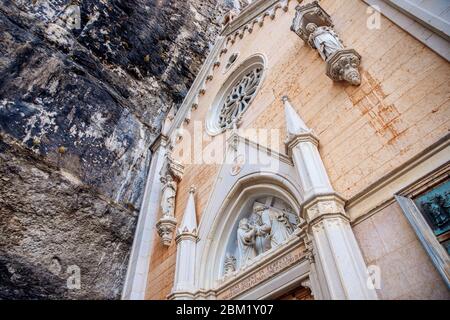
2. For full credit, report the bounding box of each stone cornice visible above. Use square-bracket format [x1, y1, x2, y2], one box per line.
[166, 36, 226, 138]
[348, 133, 450, 225]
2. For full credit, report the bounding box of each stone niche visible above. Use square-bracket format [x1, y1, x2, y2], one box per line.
[156, 152, 184, 247]
[221, 196, 302, 278]
[291, 1, 362, 86]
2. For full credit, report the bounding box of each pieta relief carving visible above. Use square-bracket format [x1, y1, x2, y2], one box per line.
[291, 1, 362, 86]
[156, 152, 184, 247]
[223, 196, 302, 277]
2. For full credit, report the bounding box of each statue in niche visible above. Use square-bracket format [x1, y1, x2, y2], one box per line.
[231, 199, 299, 272]
[237, 218, 257, 267]
[306, 23, 344, 61]
[251, 204, 272, 255]
[267, 208, 294, 248]
[160, 174, 177, 218]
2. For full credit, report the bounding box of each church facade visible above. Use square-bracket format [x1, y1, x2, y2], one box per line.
[123, 0, 450, 300]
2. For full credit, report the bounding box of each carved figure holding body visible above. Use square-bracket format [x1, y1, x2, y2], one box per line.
[252, 204, 272, 255]
[237, 218, 257, 267]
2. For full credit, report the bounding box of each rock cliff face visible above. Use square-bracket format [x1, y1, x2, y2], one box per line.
[0, 0, 224, 299]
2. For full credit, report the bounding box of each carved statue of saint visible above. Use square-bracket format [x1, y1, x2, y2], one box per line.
[160, 175, 177, 218]
[268, 209, 294, 248]
[237, 218, 257, 267]
[306, 23, 344, 61]
[252, 204, 272, 255]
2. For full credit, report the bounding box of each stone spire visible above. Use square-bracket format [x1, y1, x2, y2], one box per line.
[282, 96, 310, 136]
[281, 95, 378, 300]
[282, 95, 331, 200]
[171, 186, 198, 299]
[177, 186, 197, 236]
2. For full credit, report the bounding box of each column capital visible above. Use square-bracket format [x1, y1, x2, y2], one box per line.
[174, 185, 198, 244]
[175, 232, 198, 244]
[285, 131, 320, 157]
[301, 192, 348, 226]
[167, 291, 195, 300]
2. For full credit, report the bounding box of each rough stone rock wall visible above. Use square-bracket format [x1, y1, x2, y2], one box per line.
[0, 0, 225, 299]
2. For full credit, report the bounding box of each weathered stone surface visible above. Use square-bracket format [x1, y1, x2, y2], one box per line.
[0, 138, 137, 299]
[0, 0, 224, 299]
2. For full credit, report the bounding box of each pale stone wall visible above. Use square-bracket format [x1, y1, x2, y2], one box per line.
[353, 202, 450, 299]
[145, 0, 450, 299]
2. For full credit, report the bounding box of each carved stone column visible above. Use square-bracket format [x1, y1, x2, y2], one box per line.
[170, 187, 198, 300]
[283, 96, 378, 300]
[291, 1, 362, 86]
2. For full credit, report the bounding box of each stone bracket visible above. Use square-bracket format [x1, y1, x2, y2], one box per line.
[326, 49, 362, 86]
[156, 216, 178, 247]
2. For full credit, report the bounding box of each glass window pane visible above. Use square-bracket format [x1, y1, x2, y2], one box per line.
[413, 180, 450, 237]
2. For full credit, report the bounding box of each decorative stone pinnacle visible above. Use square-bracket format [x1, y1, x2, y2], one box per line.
[177, 186, 198, 238]
[282, 95, 310, 136]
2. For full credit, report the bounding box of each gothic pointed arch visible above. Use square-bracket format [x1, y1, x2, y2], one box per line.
[195, 172, 308, 297]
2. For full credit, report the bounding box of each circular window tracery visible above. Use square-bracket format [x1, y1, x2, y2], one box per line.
[218, 67, 263, 130]
[206, 54, 266, 136]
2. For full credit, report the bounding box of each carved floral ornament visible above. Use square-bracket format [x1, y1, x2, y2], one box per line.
[156, 151, 184, 247]
[219, 66, 263, 130]
[291, 1, 362, 86]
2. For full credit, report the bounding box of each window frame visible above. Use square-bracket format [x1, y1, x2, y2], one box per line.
[395, 164, 450, 288]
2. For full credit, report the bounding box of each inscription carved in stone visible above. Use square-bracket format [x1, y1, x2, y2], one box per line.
[218, 245, 305, 299]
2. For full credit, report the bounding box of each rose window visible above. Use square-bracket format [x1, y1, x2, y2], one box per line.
[218, 67, 263, 129]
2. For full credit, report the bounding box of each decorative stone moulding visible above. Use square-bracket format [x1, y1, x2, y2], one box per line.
[291, 1, 362, 86]
[156, 152, 184, 247]
[326, 49, 361, 86]
[301, 193, 348, 226]
[156, 216, 178, 246]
